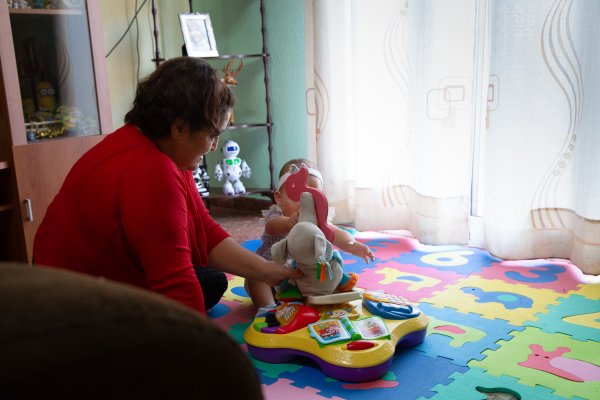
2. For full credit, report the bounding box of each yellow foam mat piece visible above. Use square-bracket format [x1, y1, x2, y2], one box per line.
[421, 275, 564, 325]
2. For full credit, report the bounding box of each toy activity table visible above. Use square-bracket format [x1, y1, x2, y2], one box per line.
[244, 290, 429, 382]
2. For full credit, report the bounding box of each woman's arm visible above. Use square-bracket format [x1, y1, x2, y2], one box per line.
[209, 237, 302, 286]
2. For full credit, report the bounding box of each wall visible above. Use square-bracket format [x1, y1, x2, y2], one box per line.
[100, 0, 190, 126]
[99, 0, 308, 192]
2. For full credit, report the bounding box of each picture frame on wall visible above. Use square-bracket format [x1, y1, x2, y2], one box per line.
[179, 13, 219, 58]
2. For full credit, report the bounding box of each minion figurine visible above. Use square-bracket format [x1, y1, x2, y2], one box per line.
[35, 80, 56, 114]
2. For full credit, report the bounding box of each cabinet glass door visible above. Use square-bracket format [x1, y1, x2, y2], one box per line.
[8, 1, 100, 142]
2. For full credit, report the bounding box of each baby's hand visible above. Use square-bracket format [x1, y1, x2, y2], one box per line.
[348, 241, 375, 263]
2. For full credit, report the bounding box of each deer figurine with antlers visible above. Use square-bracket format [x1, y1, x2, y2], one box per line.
[222, 59, 243, 86]
[222, 59, 243, 124]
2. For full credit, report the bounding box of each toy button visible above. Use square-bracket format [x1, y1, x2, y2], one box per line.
[347, 341, 375, 351]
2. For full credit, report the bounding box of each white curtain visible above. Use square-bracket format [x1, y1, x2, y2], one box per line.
[484, 0, 600, 274]
[305, 0, 600, 274]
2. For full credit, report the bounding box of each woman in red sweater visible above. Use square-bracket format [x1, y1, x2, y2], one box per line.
[33, 57, 301, 314]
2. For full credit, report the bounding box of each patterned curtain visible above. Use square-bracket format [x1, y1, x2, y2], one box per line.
[484, 0, 600, 274]
[304, 0, 600, 274]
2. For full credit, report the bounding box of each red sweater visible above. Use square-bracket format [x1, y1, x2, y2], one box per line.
[33, 124, 229, 313]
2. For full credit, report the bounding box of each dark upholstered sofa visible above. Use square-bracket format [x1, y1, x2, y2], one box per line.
[0, 262, 263, 399]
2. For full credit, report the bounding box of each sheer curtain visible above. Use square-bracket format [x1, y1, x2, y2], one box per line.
[304, 0, 600, 274]
[484, 0, 600, 273]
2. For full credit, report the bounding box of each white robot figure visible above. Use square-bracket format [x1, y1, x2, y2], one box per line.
[214, 139, 251, 195]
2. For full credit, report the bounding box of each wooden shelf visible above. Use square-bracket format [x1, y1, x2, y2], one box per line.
[203, 188, 273, 199]
[0, 203, 14, 212]
[202, 188, 274, 212]
[8, 8, 83, 16]
[206, 188, 274, 198]
[202, 188, 275, 205]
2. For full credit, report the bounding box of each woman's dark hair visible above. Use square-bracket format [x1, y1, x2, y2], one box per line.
[124, 57, 235, 139]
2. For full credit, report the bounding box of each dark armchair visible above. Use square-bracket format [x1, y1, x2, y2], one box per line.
[0, 262, 263, 399]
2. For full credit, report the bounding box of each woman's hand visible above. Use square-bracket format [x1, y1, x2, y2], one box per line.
[209, 237, 303, 286]
[260, 261, 303, 287]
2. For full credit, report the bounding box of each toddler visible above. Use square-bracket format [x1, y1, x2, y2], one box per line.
[247, 158, 375, 310]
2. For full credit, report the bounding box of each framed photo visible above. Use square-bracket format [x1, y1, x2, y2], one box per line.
[179, 13, 219, 57]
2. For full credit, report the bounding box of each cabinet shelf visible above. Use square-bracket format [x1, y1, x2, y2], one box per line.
[203, 188, 275, 204]
[8, 8, 83, 16]
[206, 188, 274, 197]
[0, 203, 14, 212]
[0, 161, 9, 170]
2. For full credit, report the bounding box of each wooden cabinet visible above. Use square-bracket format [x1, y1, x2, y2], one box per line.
[0, 1, 111, 263]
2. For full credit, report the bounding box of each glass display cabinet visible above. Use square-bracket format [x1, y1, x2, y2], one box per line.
[0, 0, 111, 262]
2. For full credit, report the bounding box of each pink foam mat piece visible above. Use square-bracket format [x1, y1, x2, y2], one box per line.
[478, 259, 587, 292]
[358, 260, 462, 302]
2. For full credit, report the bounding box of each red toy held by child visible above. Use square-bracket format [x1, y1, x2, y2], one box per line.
[282, 165, 335, 243]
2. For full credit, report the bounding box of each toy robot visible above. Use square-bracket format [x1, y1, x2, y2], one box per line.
[214, 139, 251, 195]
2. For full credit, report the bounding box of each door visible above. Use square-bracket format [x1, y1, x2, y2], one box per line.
[12, 135, 104, 262]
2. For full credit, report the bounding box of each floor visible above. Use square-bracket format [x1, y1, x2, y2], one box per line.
[208, 198, 270, 243]
[210, 206, 264, 243]
[210, 231, 600, 400]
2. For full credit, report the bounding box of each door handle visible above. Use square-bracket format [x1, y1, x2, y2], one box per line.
[24, 198, 33, 222]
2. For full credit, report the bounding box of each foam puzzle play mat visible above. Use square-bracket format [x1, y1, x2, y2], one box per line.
[208, 231, 600, 400]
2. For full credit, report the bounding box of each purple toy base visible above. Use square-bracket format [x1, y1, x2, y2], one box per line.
[247, 327, 427, 382]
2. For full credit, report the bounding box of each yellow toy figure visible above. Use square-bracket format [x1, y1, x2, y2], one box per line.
[22, 98, 36, 121]
[35, 80, 56, 115]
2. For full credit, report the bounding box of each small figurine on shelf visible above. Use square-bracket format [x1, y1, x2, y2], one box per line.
[8, 0, 32, 8]
[32, 0, 54, 8]
[221, 59, 243, 124]
[192, 164, 210, 198]
[35, 80, 56, 118]
[214, 139, 251, 195]
[22, 98, 36, 122]
[55, 105, 81, 130]
[222, 59, 243, 86]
